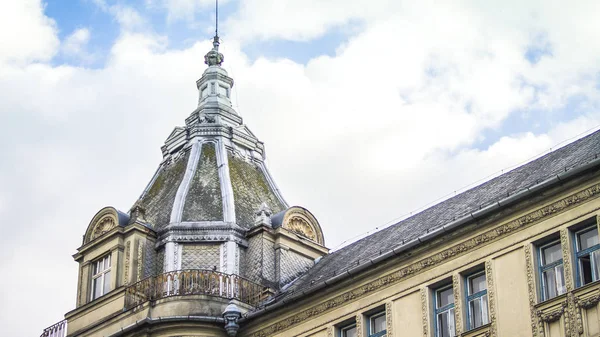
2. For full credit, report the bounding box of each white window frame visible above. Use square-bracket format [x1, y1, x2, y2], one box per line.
[90, 254, 112, 301]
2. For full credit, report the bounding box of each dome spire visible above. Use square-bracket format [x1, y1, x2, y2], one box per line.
[204, 0, 224, 67]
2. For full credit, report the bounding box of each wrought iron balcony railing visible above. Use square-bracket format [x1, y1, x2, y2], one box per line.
[125, 269, 266, 309]
[40, 320, 67, 337]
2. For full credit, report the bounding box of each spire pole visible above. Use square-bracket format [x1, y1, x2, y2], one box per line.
[215, 0, 219, 38]
[204, 0, 224, 66]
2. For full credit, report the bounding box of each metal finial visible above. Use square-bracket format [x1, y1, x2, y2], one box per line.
[204, 0, 224, 66]
[215, 0, 219, 38]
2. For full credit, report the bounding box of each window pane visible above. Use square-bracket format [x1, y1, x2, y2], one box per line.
[580, 254, 593, 285]
[469, 298, 483, 328]
[578, 228, 599, 251]
[93, 278, 102, 299]
[543, 268, 557, 299]
[103, 271, 111, 295]
[481, 294, 489, 325]
[343, 326, 356, 337]
[556, 264, 566, 295]
[437, 288, 454, 308]
[438, 312, 449, 337]
[469, 274, 487, 294]
[107, 254, 111, 267]
[593, 250, 600, 281]
[448, 308, 455, 337]
[372, 314, 386, 333]
[542, 243, 562, 265]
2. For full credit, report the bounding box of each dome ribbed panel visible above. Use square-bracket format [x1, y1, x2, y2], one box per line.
[140, 151, 190, 229]
[228, 153, 286, 228]
[182, 143, 223, 222]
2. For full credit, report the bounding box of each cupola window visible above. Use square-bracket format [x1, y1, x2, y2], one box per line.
[91, 254, 111, 300]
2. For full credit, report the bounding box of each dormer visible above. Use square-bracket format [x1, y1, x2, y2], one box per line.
[245, 206, 329, 288]
[72, 206, 156, 307]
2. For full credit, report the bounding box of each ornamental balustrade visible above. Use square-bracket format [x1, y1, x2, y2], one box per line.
[40, 320, 67, 337]
[125, 269, 265, 309]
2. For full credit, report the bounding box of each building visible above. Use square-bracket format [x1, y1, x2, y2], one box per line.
[41, 35, 600, 337]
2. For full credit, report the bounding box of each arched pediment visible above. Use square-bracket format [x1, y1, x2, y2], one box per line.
[279, 206, 325, 246]
[83, 207, 129, 244]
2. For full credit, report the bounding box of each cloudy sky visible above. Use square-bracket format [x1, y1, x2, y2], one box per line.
[2, 0, 600, 335]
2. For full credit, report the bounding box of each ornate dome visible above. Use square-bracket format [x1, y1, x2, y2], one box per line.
[135, 52, 288, 236]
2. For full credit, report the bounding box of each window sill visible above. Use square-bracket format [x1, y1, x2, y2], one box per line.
[461, 323, 490, 337]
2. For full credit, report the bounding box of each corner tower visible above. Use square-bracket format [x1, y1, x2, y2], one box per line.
[64, 33, 328, 337]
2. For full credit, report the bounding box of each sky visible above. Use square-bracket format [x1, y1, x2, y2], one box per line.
[1, 0, 600, 335]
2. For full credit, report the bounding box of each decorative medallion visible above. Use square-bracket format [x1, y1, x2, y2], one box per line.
[287, 216, 317, 242]
[91, 216, 116, 240]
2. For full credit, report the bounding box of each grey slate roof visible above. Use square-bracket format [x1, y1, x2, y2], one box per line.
[138, 143, 286, 231]
[273, 130, 600, 301]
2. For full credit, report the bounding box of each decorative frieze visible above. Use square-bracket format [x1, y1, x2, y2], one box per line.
[248, 183, 600, 337]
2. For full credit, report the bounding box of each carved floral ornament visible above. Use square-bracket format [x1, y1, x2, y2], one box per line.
[91, 216, 116, 240]
[286, 217, 317, 242]
[281, 207, 325, 245]
[84, 207, 122, 244]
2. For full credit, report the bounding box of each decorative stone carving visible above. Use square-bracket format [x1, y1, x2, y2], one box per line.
[421, 288, 429, 337]
[524, 245, 539, 337]
[386, 302, 393, 337]
[356, 314, 363, 337]
[560, 229, 574, 292]
[124, 241, 131, 285]
[538, 304, 565, 323]
[452, 274, 463, 336]
[248, 183, 600, 337]
[129, 203, 147, 225]
[485, 261, 498, 337]
[91, 216, 116, 240]
[255, 202, 272, 227]
[199, 114, 216, 124]
[287, 216, 317, 241]
[328, 326, 334, 337]
[574, 290, 600, 334]
[137, 240, 144, 282]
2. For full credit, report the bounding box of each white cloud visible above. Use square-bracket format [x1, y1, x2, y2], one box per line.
[91, 0, 146, 31]
[2, 1, 600, 336]
[0, 0, 59, 64]
[62, 28, 93, 62]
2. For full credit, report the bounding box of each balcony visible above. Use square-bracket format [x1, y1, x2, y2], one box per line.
[124, 269, 266, 310]
[40, 320, 67, 337]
